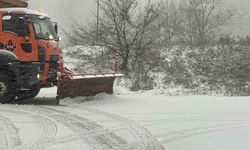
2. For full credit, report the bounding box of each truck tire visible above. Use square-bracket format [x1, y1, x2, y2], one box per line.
[0, 74, 16, 103]
[16, 87, 41, 101]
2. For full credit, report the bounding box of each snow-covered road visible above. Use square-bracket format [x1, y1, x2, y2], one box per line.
[82, 94, 250, 150]
[1, 88, 250, 150]
[0, 104, 164, 150]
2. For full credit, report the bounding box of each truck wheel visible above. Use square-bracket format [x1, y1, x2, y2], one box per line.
[0, 74, 16, 103]
[16, 87, 41, 101]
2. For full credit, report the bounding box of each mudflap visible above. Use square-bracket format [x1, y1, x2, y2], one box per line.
[57, 73, 124, 99]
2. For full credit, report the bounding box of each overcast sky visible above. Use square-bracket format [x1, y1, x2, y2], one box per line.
[29, 0, 250, 36]
[29, 0, 96, 30]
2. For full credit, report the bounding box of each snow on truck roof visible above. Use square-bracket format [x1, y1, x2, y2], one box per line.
[0, 8, 49, 17]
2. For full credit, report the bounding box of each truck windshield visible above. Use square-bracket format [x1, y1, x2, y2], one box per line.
[31, 15, 56, 40]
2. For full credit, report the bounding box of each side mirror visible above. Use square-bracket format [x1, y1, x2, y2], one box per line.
[52, 22, 58, 35]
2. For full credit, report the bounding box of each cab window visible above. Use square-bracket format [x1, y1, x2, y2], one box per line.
[2, 14, 30, 36]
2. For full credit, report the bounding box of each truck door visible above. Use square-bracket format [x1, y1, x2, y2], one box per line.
[0, 14, 37, 62]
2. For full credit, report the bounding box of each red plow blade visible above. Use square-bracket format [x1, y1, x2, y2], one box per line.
[57, 73, 124, 99]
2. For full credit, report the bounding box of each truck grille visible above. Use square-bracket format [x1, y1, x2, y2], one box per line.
[38, 45, 46, 74]
[48, 55, 59, 81]
[50, 55, 58, 62]
[38, 45, 46, 62]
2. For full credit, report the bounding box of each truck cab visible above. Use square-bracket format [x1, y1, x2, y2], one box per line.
[0, 8, 63, 103]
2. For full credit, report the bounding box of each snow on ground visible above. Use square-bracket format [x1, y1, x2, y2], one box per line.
[63, 92, 250, 150]
[78, 94, 250, 150]
[0, 86, 249, 150]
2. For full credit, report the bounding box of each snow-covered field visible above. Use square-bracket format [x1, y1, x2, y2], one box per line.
[1, 87, 250, 150]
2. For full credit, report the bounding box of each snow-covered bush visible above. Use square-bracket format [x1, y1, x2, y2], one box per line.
[63, 45, 162, 91]
[130, 48, 162, 91]
[162, 45, 250, 95]
[63, 45, 114, 73]
[63, 44, 250, 96]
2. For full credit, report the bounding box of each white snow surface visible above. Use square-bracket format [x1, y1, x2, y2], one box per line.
[0, 86, 250, 150]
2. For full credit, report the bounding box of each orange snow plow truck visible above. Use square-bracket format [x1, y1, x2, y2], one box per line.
[0, 0, 123, 103]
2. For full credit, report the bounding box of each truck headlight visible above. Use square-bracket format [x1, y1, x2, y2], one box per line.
[37, 74, 40, 79]
[49, 35, 54, 40]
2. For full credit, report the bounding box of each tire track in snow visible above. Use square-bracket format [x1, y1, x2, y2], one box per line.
[0, 114, 21, 150]
[0, 105, 128, 150]
[0, 105, 165, 150]
[28, 115, 58, 150]
[0, 107, 58, 150]
[136, 115, 250, 128]
[0, 123, 8, 150]
[24, 106, 128, 150]
[81, 107, 165, 150]
[158, 122, 250, 144]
